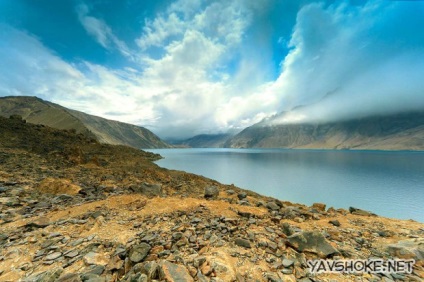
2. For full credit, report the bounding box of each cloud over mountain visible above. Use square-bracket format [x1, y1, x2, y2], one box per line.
[1, 0, 423, 138]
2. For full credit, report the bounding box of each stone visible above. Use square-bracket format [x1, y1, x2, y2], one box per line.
[235, 238, 251, 248]
[329, 220, 341, 227]
[312, 203, 326, 212]
[159, 260, 194, 282]
[129, 243, 151, 263]
[45, 252, 62, 261]
[385, 238, 424, 260]
[266, 202, 280, 211]
[204, 185, 219, 199]
[83, 252, 109, 266]
[23, 267, 63, 282]
[141, 261, 160, 279]
[281, 222, 294, 236]
[237, 192, 247, 200]
[106, 255, 123, 271]
[24, 216, 51, 229]
[130, 183, 162, 197]
[282, 258, 294, 268]
[65, 250, 79, 258]
[349, 207, 376, 216]
[56, 273, 82, 282]
[286, 231, 339, 258]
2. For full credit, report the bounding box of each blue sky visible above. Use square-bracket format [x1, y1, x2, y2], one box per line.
[1, 0, 424, 139]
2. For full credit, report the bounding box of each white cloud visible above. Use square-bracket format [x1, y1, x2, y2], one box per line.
[76, 3, 133, 59]
[266, 1, 424, 124]
[4, 0, 421, 140]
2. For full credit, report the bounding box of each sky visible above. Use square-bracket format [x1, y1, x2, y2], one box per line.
[1, 0, 424, 139]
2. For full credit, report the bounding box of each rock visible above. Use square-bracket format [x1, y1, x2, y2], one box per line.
[140, 261, 160, 279]
[24, 216, 51, 229]
[106, 255, 124, 271]
[286, 231, 339, 258]
[159, 260, 194, 282]
[56, 273, 82, 282]
[312, 202, 326, 212]
[281, 222, 294, 236]
[329, 220, 341, 227]
[83, 252, 109, 266]
[130, 183, 162, 197]
[37, 178, 81, 195]
[84, 265, 105, 276]
[235, 238, 251, 248]
[237, 192, 247, 200]
[129, 243, 151, 263]
[45, 252, 62, 261]
[349, 207, 376, 216]
[266, 201, 280, 211]
[64, 250, 79, 258]
[204, 185, 219, 199]
[385, 239, 424, 260]
[282, 258, 294, 268]
[141, 183, 162, 196]
[226, 189, 235, 195]
[23, 267, 63, 282]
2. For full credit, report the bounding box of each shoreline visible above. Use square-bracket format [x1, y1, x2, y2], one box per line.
[150, 148, 424, 223]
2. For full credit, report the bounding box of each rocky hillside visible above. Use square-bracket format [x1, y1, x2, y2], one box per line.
[0, 115, 423, 281]
[225, 111, 424, 150]
[0, 96, 170, 149]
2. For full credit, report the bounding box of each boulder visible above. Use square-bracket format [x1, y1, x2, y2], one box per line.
[129, 243, 151, 263]
[286, 231, 339, 258]
[204, 186, 219, 199]
[133, 183, 163, 197]
[159, 260, 194, 282]
[385, 239, 424, 261]
[349, 207, 376, 216]
[312, 203, 326, 212]
[235, 238, 251, 249]
[266, 201, 280, 211]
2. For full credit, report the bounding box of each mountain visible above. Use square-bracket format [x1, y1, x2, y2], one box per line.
[0, 96, 170, 149]
[225, 111, 424, 150]
[170, 133, 232, 148]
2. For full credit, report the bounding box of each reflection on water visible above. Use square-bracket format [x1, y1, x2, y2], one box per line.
[148, 149, 424, 222]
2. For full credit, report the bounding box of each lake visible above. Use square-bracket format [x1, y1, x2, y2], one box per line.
[148, 148, 424, 222]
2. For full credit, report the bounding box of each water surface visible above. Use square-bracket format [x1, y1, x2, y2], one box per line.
[148, 148, 424, 222]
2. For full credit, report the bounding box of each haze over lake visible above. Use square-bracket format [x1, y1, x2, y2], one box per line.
[149, 149, 424, 222]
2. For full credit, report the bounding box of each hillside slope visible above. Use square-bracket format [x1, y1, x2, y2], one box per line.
[225, 111, 424, 150]
[0, 96, 169, 148]
[0, 114, 423, 282]
[171, 133, 232, 148]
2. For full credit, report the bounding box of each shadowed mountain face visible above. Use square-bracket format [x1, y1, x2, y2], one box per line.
[225, 112, 424, 150]
[170, 133, 232, 148]
[0, 96, 170, 149]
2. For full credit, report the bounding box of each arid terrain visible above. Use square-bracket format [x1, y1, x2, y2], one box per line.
[0, 115, 423, 282]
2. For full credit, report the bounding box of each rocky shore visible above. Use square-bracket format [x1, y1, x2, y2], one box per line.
[0, 115, 423, 282]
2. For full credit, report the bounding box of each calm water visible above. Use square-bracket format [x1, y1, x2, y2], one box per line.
[148, 148, 424, 222]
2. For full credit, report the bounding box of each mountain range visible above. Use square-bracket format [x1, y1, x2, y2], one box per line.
[224, 111, 424, 150]
[2, 96, 424, 150]
[0, 96, 170, 149]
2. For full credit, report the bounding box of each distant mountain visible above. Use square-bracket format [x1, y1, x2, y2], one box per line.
[225, 111, 424, 150]
[170, 133, 232, 148]
[0, 96, 170, 149]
